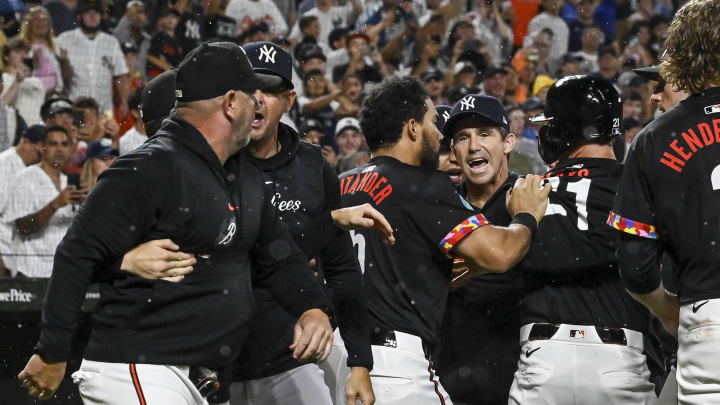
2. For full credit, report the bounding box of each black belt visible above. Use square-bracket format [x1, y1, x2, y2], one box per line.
[370, 328, 434, 360]
[529, 323, 628, 346]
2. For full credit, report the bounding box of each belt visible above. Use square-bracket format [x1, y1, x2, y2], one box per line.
[188, 367, 220, 398]
[370, 328, 433, 359]
[529, 323, 627, 345]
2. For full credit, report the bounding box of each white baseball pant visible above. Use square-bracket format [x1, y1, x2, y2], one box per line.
[321, 329, 453, 405]
[677, 298, 720, 405]
[72, 359, 207, 405]
[508, 323, 657, 405]
[228, 363, 333, 405]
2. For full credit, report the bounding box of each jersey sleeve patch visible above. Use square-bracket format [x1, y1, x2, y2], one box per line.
[606, 211, 658, 239]
[440, 214, 490, 255]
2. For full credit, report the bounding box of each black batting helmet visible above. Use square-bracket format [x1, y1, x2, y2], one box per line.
[531, 75, 622, 164]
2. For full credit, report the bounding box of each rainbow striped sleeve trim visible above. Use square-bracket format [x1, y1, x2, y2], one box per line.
[440, 214, 490, 255]
[606, 211, 658, 239]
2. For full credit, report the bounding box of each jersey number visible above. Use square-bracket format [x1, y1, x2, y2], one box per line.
[350, 230, 366, 274]
[544, 178, 591, 230]
[712, 164, 720, 190]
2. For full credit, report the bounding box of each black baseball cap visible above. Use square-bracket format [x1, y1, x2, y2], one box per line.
[175, 42, 282, 102]
[243, 41, 294, 89]
[633, 66, 661, 82]
[298, 45, 327, 63]
[40, 98, 73, 121]
[436, 105, 453, 147]
[482, 66, 508, 80]
[86, 140, 119, 160]
[77, 0, 102, 14]
[141, 69, 177, 123]
[121, 41, 138, 54]
[21, 125, 45, 144]
[299, 119, 325, 136]
[443, 94, 510, 139]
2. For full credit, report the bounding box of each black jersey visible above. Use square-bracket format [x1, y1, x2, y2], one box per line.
[611, 87, 720, 305]
[339, 156, 485, 346]
[520, 158, 650, 334]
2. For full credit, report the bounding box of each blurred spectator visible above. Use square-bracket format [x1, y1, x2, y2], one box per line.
[226, 0, 288, 35]
[334, 116, 363, 159]
[468, 0, 514, 65]
[572, 24, 603, 73]
[422, 68, 447, 107]
[298, 15, 320, 43]
[649, 14, 669, 55]
[202, 1, 238, 42]
[528, 0, 569, 61]
[0, 124, 42, 276]
[146, 8, 182, 79]
[331, 31, 384, 84]
[520, 97, 544, 140]
[19, 6, 69, 93]
[622, 117, 642, 146]
[557, 53, 583, 77]
[336, 150, 370, 173]
[512, 29, 552, 77]
[293, 44, 327, 96]
[80, 139, 117, 187]
[172, 0, 206, 56]
[621, 90, 643, 120]
[112, 0, 151, 81]
[480, 66, 508, 102]
[64, 96, 119, 175]
[503, 64, 521, 105]
[629, 0, 655, 23]
[453, 61, 480, 89]
[510, 0, 541, 49]
[1, 38, 45, 125]
[298, 69, 339, 138]
[626, 21, 657, 67]
[0, 70, 28, 153]
[531, 74, 554, 102]
[291, 0, 363, 53]
[40, 97, 73, 131]
[334, 73, 364, 117]
[507, 104, 546, 174]
[272, 0, 297, 30]
[590, 44, 618, 83]
[238, 21, 272, 44]
[119, 87, 146, 155]
[565, 0, 599, 52]
[299, 117, 326, 145]
[114, 41, 144, 134]
[56, 0, 130, 116]
[44, 0, 78, 35]
[6, 125, 82, 277]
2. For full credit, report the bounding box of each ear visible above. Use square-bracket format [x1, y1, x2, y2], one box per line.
[504, 132, 517, 155]
[221, 90, 237, 120]
[285, 89, 297, 112]
[406, 118, 420, 142]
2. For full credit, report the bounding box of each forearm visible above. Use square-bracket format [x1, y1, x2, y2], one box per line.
[301, 94, 337, 113]
[456, 223, 531, 273]
[381, 30, 406, 61]
[2, 81, 20, 106]
[116, 75, 129, 106]
[15, 200, 60, 235]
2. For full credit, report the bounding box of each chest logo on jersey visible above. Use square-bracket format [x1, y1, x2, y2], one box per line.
[216, 217, 237, 246]
[658, 118, 720, 173]
[271, 192, 302, 212]
[705, 104, 720, 115]
[339, 169, 393, 205]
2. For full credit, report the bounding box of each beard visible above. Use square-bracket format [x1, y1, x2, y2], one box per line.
[230, 112, 252, 153]
[419, 129, 440, 170]
[79, 19, 101, 34]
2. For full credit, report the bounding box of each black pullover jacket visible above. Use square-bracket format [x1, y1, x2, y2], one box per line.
[233, 123, 372, 380]
[35, 116, 330, 368]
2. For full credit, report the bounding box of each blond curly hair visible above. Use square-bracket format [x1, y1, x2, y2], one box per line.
[660, 0, 720, 94]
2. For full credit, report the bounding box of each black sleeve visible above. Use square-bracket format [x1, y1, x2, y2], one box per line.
[616, 227, 663, 294]
[35, 151, 170, 362]
[13, 111, 27, 146]
[251, 185, 332, 318]
[318, 159, 373, 369]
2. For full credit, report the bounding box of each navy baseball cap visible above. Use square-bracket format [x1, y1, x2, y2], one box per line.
[243, 41, 294, 90]
[85, 140, 119, 160]
[141, 69, 176, 123]
[40, 98, 73, 121]
[436, 105, 453, 148]
[443, 94, 510, 139]
[21, 125, 45, 143]
[175, 42, 282, 102]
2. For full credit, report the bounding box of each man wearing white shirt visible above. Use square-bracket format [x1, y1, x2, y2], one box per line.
[56, 0, 129, 115]
[6, 126, 85, 277]
[0, 125, 42, 276]
[226, 0, 289, 35]
[118, 88, 146, 155]
[528, 0, 570, 61]
[290, 0, 363, 53]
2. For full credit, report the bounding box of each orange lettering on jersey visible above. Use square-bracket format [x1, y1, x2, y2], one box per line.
[658, 120, 720, 173]
[347, 173, 363, 194]
[699, 123, 715, 146]
[670, 139, 692, 160]
[660, 151, 685, 173]
[714, 119, 720, 142]
[356, 172, 372, 191]
[373, 184, 393, 205]
[369, 177, 387, 198]
[362, 173, 379, 192]
[682, 129, 703, 152]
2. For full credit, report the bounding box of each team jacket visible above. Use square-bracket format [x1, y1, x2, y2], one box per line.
[35, 116, 329, 368]
[233, 123, 372, 380]
[437, 173, 522, 405]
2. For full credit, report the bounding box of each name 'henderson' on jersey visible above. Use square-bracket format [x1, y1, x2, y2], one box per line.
[339, 156, 488, 346]
[610, 87, 720, 305]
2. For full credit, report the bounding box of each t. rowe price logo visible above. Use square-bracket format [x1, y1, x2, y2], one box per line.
[0, 288, 35, 303]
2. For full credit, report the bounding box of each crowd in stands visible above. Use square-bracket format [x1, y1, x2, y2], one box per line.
[0, 0, 682, 278]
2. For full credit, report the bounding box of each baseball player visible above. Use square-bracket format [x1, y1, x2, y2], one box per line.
[331, 76, 551, 405]
[18, 42, 334, 404]
[435, 105, 463, 185]
[437, 95, 523, 405]
[507, 75, 658, 405]
[610, 1, 720, 404]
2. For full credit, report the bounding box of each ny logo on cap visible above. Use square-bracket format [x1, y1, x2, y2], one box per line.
[442, 110, 450, 122]
[259, 44, 277, 64]
[460, 96, 475, 111]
